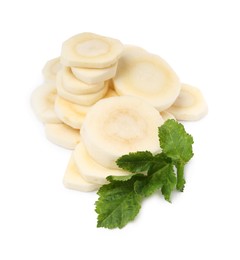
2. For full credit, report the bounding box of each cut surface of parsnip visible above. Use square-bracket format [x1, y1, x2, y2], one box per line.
[73, 143, 128, 185]
[71, 62, 118, 84]
[42, 57, 61, 83]
[61, 32, 123, 68]
[81, 96, 164, 169]
[167, 83, 208, 121]
[60, 66, 105, 95]
[56, 73, 108, 106]
[113, 47, 181, 111]
[63, 155, 101, 192]
[45, 123, 80, 150]
[31, 83, 62, 124]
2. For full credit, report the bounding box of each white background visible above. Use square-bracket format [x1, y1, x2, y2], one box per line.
[0, 0, 240, 259]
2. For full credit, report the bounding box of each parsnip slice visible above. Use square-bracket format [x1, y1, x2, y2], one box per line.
[61, 32, 123, 68]
[54, 96, 89, 129]
[73, 143, 128, 185]
[63, 155, 100, 192]
[81, 96, 164, 169]
[31, 83, 62, 124]
[42, 57, 61, 83]
[113, 48, 181, 111]
[167, 84, 208, 121]
[56, 73, 108, 106]
[45, 123, 80, 149]
[60, 67, 105, 95]
[71, 62, 118, 84]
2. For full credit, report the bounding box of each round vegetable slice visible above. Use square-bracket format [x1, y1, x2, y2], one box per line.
[71, 62, 118, 84]
[167, 83, 208, 120]
[42, 57, 61, 83]
[45, 123, 80, 150]
[31, 83, 61, 124]
[61, 32, 123, 68]
[113, 48, 181, 111]
[63, 155, 101, 192]
[73, 143, 128, 185]
[60, 66, 105, 95]
[81, 96, 164, 169]
[56, 73, 108, 106]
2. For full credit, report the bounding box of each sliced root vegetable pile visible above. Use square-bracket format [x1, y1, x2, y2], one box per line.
[31, 32, 208, 193]
[64, 96, 163, 191]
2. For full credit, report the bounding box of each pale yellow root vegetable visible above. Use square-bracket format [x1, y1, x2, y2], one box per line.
[31, 83, 62, 124]
[42, 57, 61, 83]
[113, 47, 181, 111]
[73, 143, 128, 185]
[60, 66, 105, 95]
[45, 123, 80, 149]
[71, 62, 118, 84]
[63, 155, 101, 192]
[81, 96, 164, 169]
[56, 73, 108, 106]
[167, 83, 208, 121]
[61, 32, 123, 68]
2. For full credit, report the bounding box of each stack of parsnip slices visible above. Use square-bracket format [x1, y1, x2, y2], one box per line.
[31, 32, 208, 192]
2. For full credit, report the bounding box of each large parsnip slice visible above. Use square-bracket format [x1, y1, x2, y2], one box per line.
[56, 73, 108, 106]
[42, 57, 61, 83]
[73, 143, 128, 185]
[63, 155, 100, 192]
[113, 47, 181, 111]
[71, 62, 118, 84]
[61, 32, 123, 68]
[31, 83, 62, 124]
[45, 123, 80, 149]
[60, 67, 105, 95]
[81, 96, 164, 169]
[167, 84, 208, 121]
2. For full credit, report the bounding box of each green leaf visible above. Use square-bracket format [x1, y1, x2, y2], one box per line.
[95, 174, 144, 229]
[158, 119, 194, 191]
[135, 164, 176, 202]
[158, 119, 194, 164]
[116, 151, 154, 173]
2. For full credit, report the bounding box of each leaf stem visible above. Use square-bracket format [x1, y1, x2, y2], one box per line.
[176, 163, 185, 192]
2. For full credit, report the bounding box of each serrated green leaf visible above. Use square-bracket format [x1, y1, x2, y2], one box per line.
[116, 151, 154, 173]
[158, 120, 194, 191]
[158, 119, 194, 164]
[134, 164, 176, 202]
[95, 175, 144, 229]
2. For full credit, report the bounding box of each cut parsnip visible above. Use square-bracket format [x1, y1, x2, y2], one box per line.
[54, 95, 89, 129]
[60, 67, 105, 95]
[63, 155, 100, 192]
[160, 111, 176, 121]
[54, 88, 118, 129]
[61, 32, 123, 68]
[71, 62, 118, 84]
[31, 83, 62, 124]
[42, 57, 61, 83]
[73, 143, 128, 185]
[56, 73, 108, 106]
[167, 84, 208, 121]
[45, 123, 80, 149]
[113, 48, 181, 111]
[81, 96, 164, 169]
